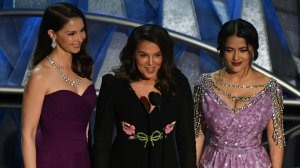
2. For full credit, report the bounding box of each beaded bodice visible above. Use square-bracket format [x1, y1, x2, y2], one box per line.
[211, 76, 272, 113]
[193, 73, 285, 147]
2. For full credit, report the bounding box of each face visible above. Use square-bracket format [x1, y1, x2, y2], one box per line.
[223, 35, 253, 74]
[134, 40, 163, 81]
[52, 17, 86, 54]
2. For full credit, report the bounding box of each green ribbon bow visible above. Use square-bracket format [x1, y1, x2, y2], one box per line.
[134, 130, 163, 148]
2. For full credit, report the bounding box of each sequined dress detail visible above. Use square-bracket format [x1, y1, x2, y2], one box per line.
[193, 74, 284, 168]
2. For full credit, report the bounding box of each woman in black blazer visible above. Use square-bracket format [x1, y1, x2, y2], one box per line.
[93, 24, 196, 168]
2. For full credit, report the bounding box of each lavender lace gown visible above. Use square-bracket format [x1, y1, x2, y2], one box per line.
[36, 85, 96, 168]
[194, 74, 284, 168]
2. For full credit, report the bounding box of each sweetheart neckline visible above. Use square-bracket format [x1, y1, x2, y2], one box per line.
[45, 84, 94, 97]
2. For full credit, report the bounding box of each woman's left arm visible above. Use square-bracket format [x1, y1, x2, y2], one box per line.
[267, 83, 285, 168]
[175, 74, 196, 168]
[266, 119, 284, 168]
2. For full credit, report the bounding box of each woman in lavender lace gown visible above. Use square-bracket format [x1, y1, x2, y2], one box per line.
[22, 3, 96, 168]
[193, 19, 285, 168]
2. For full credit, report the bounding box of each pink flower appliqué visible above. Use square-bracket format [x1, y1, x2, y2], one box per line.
[121, 121, 136, 140]
[164, 121, 176, 134]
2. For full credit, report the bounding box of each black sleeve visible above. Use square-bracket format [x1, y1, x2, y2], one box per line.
[92, 74, 116, 168]
[175, 74, 196, 168]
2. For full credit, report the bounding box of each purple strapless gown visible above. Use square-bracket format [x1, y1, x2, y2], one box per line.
[36, 85, 96, 168]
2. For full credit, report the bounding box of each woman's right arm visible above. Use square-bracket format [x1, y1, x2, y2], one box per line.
[195, 133, 205, 167]
[193, 82, 206, 167]
[21, 70, 47, 168]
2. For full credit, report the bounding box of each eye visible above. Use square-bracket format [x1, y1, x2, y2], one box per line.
[138, 53, 147, 58]
[225, 48, 233, 52]
[67, 32, 75, 36]
[240, 48, 248, 52]
[154, 53, 162, 58]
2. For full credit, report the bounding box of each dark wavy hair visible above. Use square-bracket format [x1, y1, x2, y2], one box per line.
[217, 18, 259, 61]
[113, 24, 180, 96]
[30, 2, 93, 79]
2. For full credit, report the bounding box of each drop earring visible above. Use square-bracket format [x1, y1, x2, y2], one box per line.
[51, 39, 57, 49]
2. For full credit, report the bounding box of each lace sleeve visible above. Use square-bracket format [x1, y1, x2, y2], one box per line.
[271, 82, 285, 147]
[193, 80, 206, 138]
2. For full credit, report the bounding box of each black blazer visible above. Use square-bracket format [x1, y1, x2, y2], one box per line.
[93, 72, 196, 168]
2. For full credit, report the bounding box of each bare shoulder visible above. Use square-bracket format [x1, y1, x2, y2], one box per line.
[253, 70, 270, 85]
[211, 70, 222, 81]
[25, 59, 53, 94]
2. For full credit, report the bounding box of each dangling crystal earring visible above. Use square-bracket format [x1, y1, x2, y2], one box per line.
[51, 39, 57, 49]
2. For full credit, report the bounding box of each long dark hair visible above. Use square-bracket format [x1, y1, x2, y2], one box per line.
[31, 2, 93, 79]
[114, 24, 180, 96]
[217, 18, 259, 61]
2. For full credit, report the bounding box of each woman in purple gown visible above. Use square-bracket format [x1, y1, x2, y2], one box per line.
[193, 19, 285, 168]
[22, 3, 96, 168]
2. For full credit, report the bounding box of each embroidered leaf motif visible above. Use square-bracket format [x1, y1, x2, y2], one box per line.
[120, 121, 176, 147]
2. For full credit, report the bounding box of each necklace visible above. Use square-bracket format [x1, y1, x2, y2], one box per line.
[216, 81, 267, 88]
[217, 69, 267, 88]
[212, 82, 254, 102]
[46, 56, 82, 88]
[212, 81, 256, 112]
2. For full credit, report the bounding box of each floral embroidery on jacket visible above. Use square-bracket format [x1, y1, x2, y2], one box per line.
[164, 121, 176, 134]
[121, 121, 176, 147]
[121, 121, 136, 139]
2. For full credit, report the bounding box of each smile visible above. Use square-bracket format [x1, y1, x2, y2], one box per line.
[145, 67, 155, 73]
[73, 43, 81, 48]
[232, 62, 242, 66]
